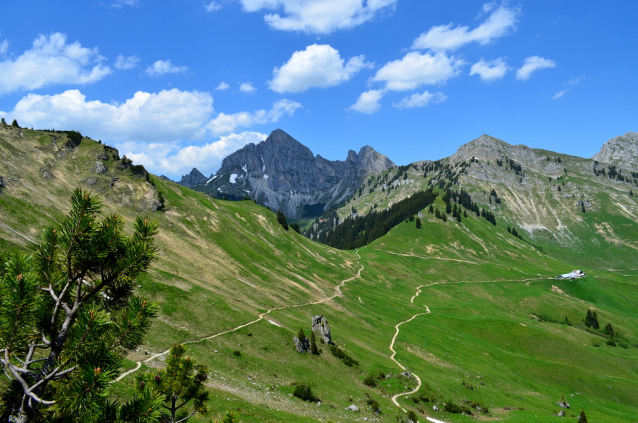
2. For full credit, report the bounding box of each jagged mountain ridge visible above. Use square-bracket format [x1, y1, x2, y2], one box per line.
[316, 132, 638, 268]
[188, 129, 394, 218]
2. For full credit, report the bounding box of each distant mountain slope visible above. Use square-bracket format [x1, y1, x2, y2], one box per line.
[189, 129, 394, 218]
[313, 133, 638, 269]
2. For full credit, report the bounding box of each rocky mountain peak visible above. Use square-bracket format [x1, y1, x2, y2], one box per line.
[450, 134, 542, 168]
[591, 131, 638, 171]
[193, 129, 395, 217]
[178, 168, 208, 188]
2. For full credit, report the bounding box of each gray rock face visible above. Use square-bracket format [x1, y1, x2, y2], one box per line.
[0, 175, 4, 192]
[312, 315, 332, 344]
[194, 129, 394, 217]
[592, 132, 638, 171]
[94, 161, 108, 175]
[293, 335, 310, 353]
[177, 168, 208, 188]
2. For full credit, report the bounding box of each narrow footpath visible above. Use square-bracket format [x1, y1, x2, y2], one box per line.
[114, 250, 364, 383]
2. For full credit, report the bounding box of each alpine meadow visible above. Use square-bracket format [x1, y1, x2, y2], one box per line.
[2, 1, 638, 422]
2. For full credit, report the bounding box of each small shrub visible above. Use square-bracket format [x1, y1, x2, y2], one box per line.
[215, 411, 238, 423]
[363, 373, 377, 387]
[406, 410, 418, 422]
[233, 350, 241, 357]
[365, 396, 381, 413]
[329, 345, 359, 367]
[293, 383, 317, 402]
[377, 371, 386, 379]
[444, 401, 463, 414]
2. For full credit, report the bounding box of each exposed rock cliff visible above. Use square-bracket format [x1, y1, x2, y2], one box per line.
[592, 132, 638, 171]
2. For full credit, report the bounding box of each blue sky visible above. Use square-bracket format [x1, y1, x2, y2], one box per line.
[1, 1, 636, 179]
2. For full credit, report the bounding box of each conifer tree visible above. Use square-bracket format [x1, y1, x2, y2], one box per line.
[456, 214, 461, 223]
[577, 410, 588, 423]
[0, 117, 6, 125]
[605, 322, 615, 338]
[415, 217, 421, 229]
[429, 205, 434, 214]
[585, 310, 593, 327]
[463, 210, 467, 218]
[0, 189, 160, 423]
[441, 213, 447, 222]
[297, 327, 306, 343]
[11, 119, 20, 128]
[592, 311, 600, 329]
[136, 344, 209, 423]
[276, 210, 289, 230]
[309, 331, 320, 355]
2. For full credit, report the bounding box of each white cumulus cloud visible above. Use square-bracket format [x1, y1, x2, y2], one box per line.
[240, 82, 257, 93]
[124, 131, 267, 178]
[8, 89, 213, 142]
[0, 32, 111, 95]
[145, 60, 188, 77]
[348, 89, 384, 114]
[469, 58, 509, 82]
[516, 56, 556, 81]
[114, 54, 139, 70]
[269, 44, 372, 93]
[372, 51, 465, 91]
[412, 3, 520, 51]
[215, 81, 230, 90]
[239, 0, 397, 34]
[207, 99, 302, 136]
[393, 91, 446, 109]
[204, 1, 222, 12]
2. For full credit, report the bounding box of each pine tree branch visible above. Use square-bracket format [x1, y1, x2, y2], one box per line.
[175, 411, 196, 423]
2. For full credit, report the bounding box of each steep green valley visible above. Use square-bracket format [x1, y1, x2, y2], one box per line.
[2, 124, 638, 422]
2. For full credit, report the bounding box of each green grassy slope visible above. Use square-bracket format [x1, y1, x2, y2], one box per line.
[2, 125, 638, 422]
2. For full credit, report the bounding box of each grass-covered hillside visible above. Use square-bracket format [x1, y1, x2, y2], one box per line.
[2, 124, 638, 422]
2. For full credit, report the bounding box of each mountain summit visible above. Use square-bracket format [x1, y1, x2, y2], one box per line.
[190, 129, 394, 217]
[592, 131, 638, 171]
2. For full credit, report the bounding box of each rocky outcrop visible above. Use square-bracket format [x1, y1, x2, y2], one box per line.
[592, 132, 638, 171]
[293, 335, 310, 353]
[177, 168, 208, 188]
[312, 315, 332, 344]
[94, 161, 108, 175]
[0, 175, 4, 192]
[193, 129, 394, 217]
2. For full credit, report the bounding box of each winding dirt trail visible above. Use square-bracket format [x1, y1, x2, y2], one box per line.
[114, 250, 364, 383]
[389, 307, 430, 411]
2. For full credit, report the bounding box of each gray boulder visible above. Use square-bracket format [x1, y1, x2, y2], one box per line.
[557, 400, 570, 409]
[345, 405, 358, 412]
[293, 336, 310, 353]
[312, 315, 332, 344]
[95, 161, 108, 175]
